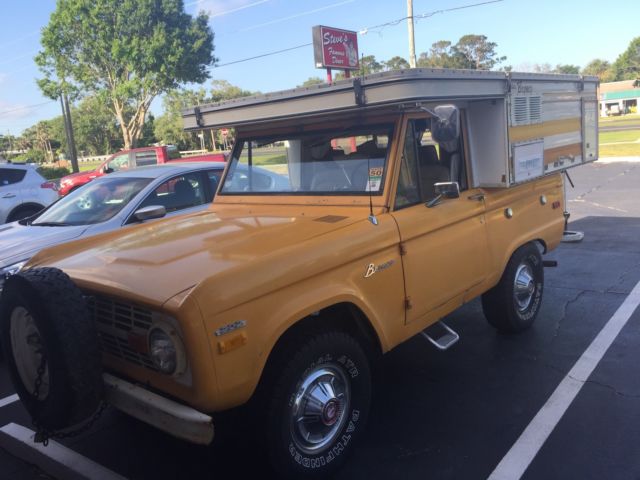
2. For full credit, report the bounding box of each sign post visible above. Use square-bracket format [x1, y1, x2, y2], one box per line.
[220, 128, 230, 150]
[313, 25, 360, 151]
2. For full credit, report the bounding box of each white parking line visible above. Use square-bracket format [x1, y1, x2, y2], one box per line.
[488, 279, 640, 480]
[0, 422, 127, 480]
[0, 394, 19, 408]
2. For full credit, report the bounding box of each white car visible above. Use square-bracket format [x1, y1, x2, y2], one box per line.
[0, 163, 60, 223]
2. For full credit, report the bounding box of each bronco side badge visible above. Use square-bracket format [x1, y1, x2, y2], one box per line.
[364, 260, 395, 278]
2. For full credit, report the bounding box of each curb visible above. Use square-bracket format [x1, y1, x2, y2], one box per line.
[0, 423, 127, 480]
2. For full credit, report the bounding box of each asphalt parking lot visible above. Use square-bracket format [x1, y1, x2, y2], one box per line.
[1, 158, 639, 480]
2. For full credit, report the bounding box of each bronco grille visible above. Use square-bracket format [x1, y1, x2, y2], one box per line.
[86, 294, 158, 372]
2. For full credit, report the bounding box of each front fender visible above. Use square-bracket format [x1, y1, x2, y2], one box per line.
[199, 248, 404, 411]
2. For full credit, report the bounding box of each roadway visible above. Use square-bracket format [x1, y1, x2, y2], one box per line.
[0, 158, 639, 479]
[599, 118, 640, 132]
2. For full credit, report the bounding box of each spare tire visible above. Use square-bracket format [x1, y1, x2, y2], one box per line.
[0, 267, 103, 431]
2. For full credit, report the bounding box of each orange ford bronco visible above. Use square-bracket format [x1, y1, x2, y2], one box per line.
[0, 69, 598, 478]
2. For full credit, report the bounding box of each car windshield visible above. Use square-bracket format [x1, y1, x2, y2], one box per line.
[220, 125, 393, 195]
[32, 177, 152, 226]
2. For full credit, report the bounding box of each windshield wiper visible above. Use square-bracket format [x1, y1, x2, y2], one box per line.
[31, 221, 73, 227]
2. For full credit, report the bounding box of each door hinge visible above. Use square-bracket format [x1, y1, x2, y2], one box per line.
[399, 242, 407, 256]
[404, 297, 413, 310]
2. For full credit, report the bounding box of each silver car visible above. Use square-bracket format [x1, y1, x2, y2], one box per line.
[0, 163, 60, 223]
[0, 162, 226, 287]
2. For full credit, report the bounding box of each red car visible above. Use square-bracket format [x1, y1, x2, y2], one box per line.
[58, 145, 226, 196]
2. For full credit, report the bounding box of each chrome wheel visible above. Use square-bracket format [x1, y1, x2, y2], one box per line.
[76, 195, 93, 210]
[9, 306, 49, 400]
[290, 364, 350, 454]
[514, 263, 535, 312]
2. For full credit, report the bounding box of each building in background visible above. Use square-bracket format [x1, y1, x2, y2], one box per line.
[599, 80, 640, 116]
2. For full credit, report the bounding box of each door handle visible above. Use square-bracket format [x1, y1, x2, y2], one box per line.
[2, 194, 16, 199]
[467, 193, 485, 201]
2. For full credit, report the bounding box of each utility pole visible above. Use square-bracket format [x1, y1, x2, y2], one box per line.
[407, 0, 417, 68]
[60, 93, 79, 172]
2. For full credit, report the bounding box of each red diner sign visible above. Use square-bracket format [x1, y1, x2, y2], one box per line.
[312, 25, 359, 71]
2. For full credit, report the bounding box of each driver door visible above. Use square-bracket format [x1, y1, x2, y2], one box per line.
[392, 115, 490, 325]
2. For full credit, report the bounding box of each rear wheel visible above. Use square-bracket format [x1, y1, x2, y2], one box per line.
[482, 243, 544, 332]
[0, 267, 103, 430]
[262, 331, 371, 478]
[7, 205, 43, 223]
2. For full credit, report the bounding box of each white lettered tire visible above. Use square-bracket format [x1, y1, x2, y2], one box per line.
[264, 331, 371, 478]
[482, 243, 544, 333]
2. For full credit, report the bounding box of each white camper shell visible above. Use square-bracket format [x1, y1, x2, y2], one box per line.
[182, 68, 598, 188]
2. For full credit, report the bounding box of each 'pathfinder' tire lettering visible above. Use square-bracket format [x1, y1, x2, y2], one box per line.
[265, 331, 371, 478]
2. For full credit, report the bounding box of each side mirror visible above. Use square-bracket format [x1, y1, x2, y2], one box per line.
[434, 181, 460, 199]
[103, 166, 113, 174]
[426, 182, 460, 208]
[133, 205, 166, 222]
[431, 105, 460, 143]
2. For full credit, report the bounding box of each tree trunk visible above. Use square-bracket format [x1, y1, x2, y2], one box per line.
[111, 92, 153, 150]
[112, 101, 132, 150]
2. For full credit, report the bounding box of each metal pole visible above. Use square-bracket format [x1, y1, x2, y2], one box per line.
[407, 0, 417, 68]
[59, 96, 73, 169]
[62, 94, 79, 173]
[326, 68, 332, 84]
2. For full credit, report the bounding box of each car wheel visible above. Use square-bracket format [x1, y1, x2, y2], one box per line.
[0, 267, 103, 431]
[482, 243, 544, 333]
[263, 331, 371, 478]
[76, 194, 94, 210]
[6, 205, 43, 223]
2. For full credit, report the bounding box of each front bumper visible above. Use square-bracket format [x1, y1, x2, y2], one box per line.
[103, 373, 214, 445]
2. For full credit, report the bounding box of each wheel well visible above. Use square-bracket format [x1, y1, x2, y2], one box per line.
[534, 238, 548, 254]
[8, 203, 44, 221]
[247, 302, 381, 409]
[263, 303, 382, 375]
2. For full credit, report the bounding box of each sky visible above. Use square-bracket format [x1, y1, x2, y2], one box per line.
[0, 0, 638, 136]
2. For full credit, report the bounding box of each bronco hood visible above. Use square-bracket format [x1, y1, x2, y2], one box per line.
[27, 206, 370, 306]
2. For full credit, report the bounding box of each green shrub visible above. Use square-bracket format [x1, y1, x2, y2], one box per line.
[629, 106, 637, 114]
[37, 166, 70, 180]
[12, 149, 47, 164]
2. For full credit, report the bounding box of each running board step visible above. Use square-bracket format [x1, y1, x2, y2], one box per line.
[420, 321, 460, 351]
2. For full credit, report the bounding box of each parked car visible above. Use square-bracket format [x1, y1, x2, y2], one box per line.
[0, 162, 227, 293]
[58, 145, 227, 196]
[0, 163, 59, 223]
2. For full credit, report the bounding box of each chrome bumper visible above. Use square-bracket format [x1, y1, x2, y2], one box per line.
[103, 373, 214, 445]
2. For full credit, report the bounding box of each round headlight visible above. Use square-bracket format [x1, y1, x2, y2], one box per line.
[148, 327, 185, 375]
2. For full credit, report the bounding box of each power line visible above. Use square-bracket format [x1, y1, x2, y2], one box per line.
[0, 101, 56, 118]
[360, 0, 504, 35]
[0, 31, 39, 50]
[213, 43, 312, 68]
[186, 0, 271, 17]
[211, 0, 504, 69]
[237, 0, 356, 33]
[0, 50, 39, 67]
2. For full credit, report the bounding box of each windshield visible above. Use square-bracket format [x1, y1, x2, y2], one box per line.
[220, 125, 393, 195]
[32, 177, 152, 226]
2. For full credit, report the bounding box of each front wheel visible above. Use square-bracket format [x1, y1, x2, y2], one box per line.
[264, 331, 371, 478]
[482, 243, 544, 333]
